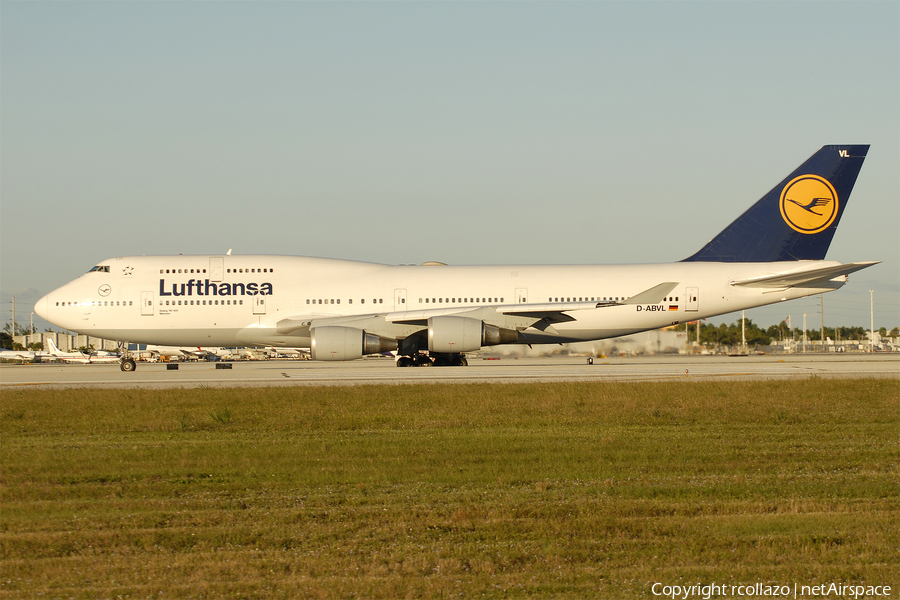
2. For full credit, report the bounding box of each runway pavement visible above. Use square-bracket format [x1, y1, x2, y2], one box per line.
[1, 354, 898, 389]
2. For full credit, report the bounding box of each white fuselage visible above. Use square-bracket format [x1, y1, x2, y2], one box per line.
[35, 255, 842, 349]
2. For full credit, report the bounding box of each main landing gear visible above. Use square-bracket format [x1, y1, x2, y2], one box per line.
[396, 353, 468, 367]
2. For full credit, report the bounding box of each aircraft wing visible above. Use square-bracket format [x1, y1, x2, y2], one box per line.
[500, 282, 680, 320]
[276, 314, 380, 335]
[276, 282, 682, 334]
[730, 262, 879, 288]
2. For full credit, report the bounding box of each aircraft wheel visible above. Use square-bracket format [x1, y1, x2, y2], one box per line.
[414, 355, 433, 367]
[397, 356, 413, 368]
[459, 356, 468, 367]
[120, 358, 136, 372]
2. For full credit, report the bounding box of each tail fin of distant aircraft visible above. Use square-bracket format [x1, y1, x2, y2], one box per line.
[683, 145, 869, 262]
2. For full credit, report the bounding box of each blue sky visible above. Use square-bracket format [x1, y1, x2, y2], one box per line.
[2, 1, 898, 332]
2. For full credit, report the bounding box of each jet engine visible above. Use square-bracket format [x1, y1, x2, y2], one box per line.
[427, 316, 518, 353]
[310, 326, 397, 361]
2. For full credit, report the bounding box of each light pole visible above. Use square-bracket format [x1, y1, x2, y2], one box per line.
[870, 289, 875, 353]
[741, 310, 746, 353]
[820, 294, 825, 352]
[30, 312, 34, 346]
[803, 314, 807, 353]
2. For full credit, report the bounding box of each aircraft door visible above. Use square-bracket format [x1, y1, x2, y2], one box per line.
[209, 257, 224, 282]
[685, 287, 699, 312]
[253, 296, 267, 315]
[516, 288, 528, 304]
[141, 291, 154, 316]
[394, 289, 407, 311]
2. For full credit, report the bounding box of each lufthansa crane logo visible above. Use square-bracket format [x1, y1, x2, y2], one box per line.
[98, 284, 111, 297]
[779, 174, 838, 234]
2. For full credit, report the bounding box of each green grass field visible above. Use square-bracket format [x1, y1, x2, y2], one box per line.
[1, 380, 897, 599]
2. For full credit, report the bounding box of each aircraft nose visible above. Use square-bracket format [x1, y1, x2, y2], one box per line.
[34, 293, 50, 321]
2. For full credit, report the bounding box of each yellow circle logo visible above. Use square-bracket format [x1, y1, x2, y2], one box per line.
[779, 175, 839, 234]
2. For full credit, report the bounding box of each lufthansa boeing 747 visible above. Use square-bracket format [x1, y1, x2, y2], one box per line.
[35, 146, 878, 371]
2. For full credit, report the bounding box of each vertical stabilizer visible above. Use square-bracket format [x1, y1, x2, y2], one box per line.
[683, 145, 868, 262]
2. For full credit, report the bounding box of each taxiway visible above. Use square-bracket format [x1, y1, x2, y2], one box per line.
[1, 354, 897, 389]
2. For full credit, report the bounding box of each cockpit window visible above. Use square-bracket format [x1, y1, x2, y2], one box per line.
[88, 266, 110, 273]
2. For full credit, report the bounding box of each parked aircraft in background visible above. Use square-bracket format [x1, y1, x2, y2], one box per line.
[0, 348, 37, 361]
[35, 146, 878, 371]
[266, 347, 311, 359]
[43, 339, 121, 364]
[45, 338, 90, 362]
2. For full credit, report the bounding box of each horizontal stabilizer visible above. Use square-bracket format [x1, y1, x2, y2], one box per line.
[731, 261, 879, 288]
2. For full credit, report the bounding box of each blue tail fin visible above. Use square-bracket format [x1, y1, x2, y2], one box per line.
[683, 145, 868, 262]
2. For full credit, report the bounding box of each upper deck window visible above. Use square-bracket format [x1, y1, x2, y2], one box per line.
[88, 266, 109, 273]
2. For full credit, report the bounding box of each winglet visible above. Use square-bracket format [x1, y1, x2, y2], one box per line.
[622, 282, 680, 305]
